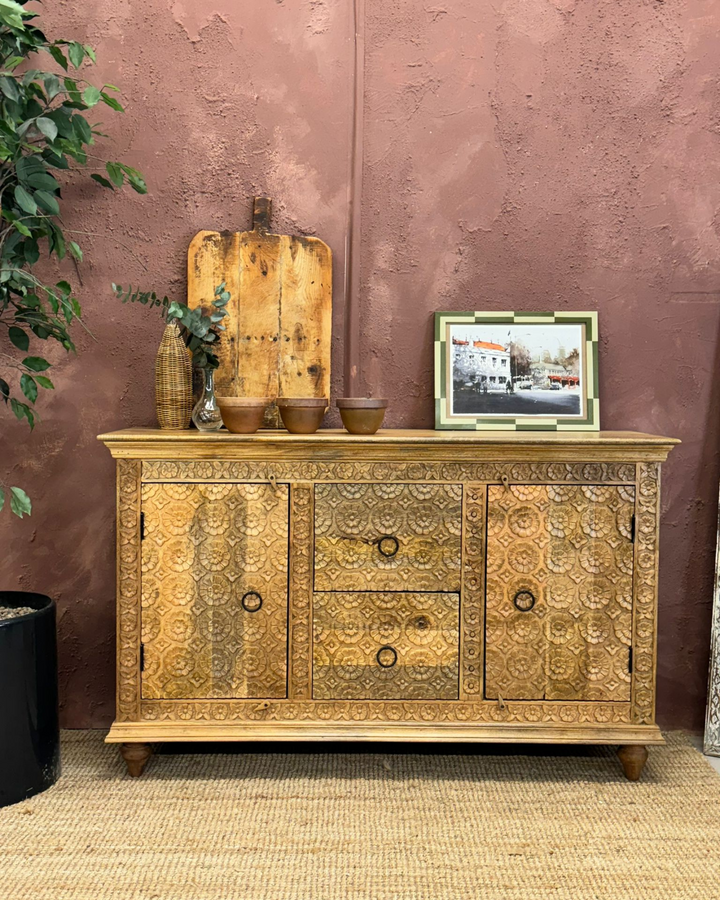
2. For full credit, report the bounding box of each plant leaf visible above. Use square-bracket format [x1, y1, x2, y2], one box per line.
[82, 85, 101, 107]
[90, 173, 113, 189]
[20, 373, 37, 404]
[14, 184, 37, 215]
[36, 116, 58, 141]
[68, 42, 85, 69]
[47, 44, 69, 70]
[68, 240, 83, 261]
[35, 190, 60, 215]
[34, 375, 54, 389]
[9, 326, 29, 351]
[22, 356, 51, 372]
[10, 487, 32, 518]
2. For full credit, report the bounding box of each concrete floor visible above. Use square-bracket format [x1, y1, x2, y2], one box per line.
[688, 735, 720, 775]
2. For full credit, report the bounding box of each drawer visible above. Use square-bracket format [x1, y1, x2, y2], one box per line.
[314, 483, 462, 591]
[313, 591, 459, 700]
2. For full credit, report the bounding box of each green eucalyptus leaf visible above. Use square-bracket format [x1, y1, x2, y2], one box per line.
[83, 45, 97, 63]
[9, 487, 32, 518]
[68, 241, 83, 261]
[72, 114, 92, 144]
[34, 375, 54, 389]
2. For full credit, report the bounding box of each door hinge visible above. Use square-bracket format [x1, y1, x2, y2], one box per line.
[630, 514, 636, 543]
[140, 643, 145, 672]
[140, 511, 145, 541]
[628, 646, 633, 674]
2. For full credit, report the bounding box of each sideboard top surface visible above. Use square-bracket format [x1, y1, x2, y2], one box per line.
[98, 428, 678, 462]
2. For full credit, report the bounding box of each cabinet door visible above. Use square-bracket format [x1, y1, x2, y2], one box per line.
[141, 482, 289, 700]
[313, 591, 459, 700]
[314, 483, 462, 592]
[485, 484, 634, 702]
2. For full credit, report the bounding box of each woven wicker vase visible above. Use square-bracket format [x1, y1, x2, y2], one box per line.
[155, 321, 193, 430]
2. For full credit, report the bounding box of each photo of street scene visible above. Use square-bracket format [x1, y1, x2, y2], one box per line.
[449, 322, 585, 418]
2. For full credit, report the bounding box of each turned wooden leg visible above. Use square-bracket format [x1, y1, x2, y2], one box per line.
[120, 743, 153, 777]
[617, 744, 648, 781]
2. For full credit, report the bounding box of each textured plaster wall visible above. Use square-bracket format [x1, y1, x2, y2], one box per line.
[1, 0, 719, 730]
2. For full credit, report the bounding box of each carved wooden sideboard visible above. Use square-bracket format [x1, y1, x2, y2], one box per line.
[99, 429, 677, 780]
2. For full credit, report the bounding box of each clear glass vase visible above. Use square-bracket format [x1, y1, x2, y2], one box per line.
[192, 368, 223, 432]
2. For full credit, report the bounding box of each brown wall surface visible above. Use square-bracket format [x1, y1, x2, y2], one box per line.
[1, 0, 719, 731]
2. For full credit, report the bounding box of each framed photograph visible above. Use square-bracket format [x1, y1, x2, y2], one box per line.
[434, 311, 599, 431]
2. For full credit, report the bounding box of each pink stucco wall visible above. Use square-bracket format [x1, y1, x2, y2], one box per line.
[1, 0, 719, 730]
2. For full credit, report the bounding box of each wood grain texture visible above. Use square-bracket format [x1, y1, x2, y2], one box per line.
[141, 482, 289, 699]
[314, 483, 462, 592]
[101, 430, 675, 755]
[485, 484, 635, 702]
[313, 591, 460, 700]
[187, 203, 332, 426]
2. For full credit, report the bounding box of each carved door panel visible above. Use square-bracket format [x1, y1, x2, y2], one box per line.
[141, 482, 289, 700]
[314, 483, 462, 591]
[485, 484, 635, 702]
[313, 592, 460, 700]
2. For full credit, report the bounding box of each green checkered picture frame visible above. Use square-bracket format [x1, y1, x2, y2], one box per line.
[434, 311, 599, 431]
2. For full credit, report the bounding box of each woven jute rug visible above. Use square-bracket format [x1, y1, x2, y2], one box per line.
[1, 732, 719, 900]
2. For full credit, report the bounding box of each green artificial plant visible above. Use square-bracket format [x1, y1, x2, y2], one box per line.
[112, 282, 230, 369]
[0, 0, 147, 517]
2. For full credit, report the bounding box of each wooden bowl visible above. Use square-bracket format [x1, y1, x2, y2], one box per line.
[217, 397, 270, 434]
[336, 398, 388, 435]
[277, 398, 328, 434]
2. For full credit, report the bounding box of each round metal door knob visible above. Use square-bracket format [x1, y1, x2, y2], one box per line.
[377, 535, 399, 558]
[376, 645, 398, 668]
[513, 590, 536, 612]
[241, 591, 263, 613]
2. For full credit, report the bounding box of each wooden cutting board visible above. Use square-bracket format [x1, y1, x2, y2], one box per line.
[188, 197, 332, 426]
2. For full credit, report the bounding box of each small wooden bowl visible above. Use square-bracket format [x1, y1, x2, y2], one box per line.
[336, 398, 388, 435]
[277, 398, 328, 434]
[217, 397, 270, 434]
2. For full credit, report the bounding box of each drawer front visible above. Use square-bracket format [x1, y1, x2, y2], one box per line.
[485, 484, 635, 702]
[313, 592, 459, 700]
[141, 482, 289, 700]
[314, 483, 462, 591]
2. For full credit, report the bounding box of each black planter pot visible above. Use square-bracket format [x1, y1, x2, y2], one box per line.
[0, 592, 60, 808]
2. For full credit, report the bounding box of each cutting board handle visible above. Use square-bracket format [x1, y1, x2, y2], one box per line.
[252, 196, 272, 233]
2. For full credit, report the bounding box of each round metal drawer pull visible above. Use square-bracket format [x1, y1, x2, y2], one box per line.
[377, 535, 399, 558]
[376, 645, 398, 668]
[241, 591, 263, 613]
[513, 590, 536, 612]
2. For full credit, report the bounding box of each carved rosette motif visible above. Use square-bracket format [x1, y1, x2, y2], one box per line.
[313, 591, 459, 700]
[141, 482, 289, 700]
[139, 699, 631, 725]
[142, 460, 636, 485]
[289, 484, 313, 699]
[117, 460, 142, 721]
[485, 484, 635, 703]
[632, 463, 660, 724]
[314, 482, 462, 592]
[462, 485, 485, 698]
